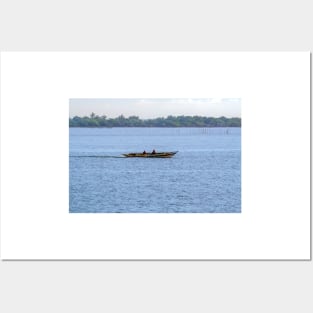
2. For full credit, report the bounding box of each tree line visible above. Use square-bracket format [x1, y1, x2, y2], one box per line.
[69, 113, 241, 127]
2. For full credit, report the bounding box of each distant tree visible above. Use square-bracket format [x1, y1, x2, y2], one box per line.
[69, 114, 241, 127]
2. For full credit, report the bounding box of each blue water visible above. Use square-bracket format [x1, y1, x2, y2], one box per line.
[69, 127, 241, 213]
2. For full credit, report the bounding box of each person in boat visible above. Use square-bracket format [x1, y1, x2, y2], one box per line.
[152, 149, 156, 154]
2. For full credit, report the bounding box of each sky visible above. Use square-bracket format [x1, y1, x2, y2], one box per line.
[69, 98, 241, 119]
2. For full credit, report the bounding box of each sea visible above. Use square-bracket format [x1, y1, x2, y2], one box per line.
[69, 127, 241, 213]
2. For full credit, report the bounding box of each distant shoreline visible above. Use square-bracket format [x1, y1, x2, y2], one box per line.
[69, 114, 241, 128]
[69, 126, 241, 128]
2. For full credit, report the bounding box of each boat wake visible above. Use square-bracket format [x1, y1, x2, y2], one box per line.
[70, 155, 126, 158]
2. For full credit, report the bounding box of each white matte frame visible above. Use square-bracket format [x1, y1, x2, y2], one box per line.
[0, 52, 310, 259]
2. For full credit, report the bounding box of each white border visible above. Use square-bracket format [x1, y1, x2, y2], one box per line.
[0, 52, 310, 259]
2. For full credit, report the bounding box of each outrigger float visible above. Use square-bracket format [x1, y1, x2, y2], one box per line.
[122, 151, 178, 158]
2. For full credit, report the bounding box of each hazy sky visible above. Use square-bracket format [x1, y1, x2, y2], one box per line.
[69, 98, 241, 119]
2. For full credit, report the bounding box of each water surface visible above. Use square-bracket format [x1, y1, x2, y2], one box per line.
[70, 127, 241, 213]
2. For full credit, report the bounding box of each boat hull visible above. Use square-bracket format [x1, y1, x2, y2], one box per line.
[122, 151, 178, 158]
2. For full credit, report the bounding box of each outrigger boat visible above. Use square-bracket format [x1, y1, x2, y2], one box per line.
[123, 151, 178, 158]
